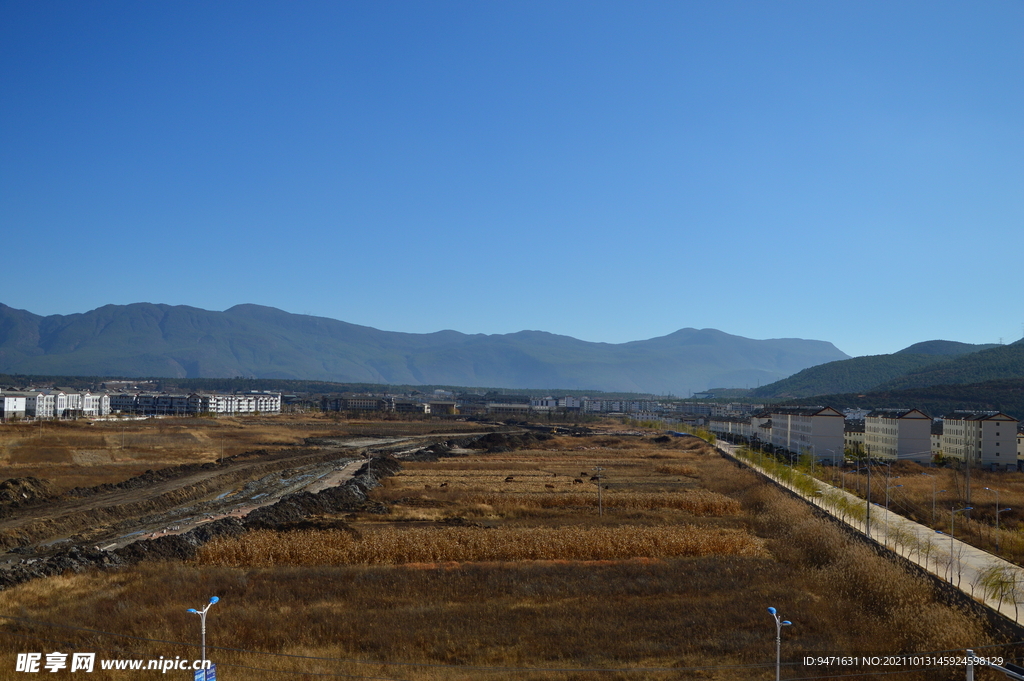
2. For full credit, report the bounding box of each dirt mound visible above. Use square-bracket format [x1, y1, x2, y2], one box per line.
[403, 442, 464, 461]
[0, 454, 404, 591]
[0, 478, 56, 509]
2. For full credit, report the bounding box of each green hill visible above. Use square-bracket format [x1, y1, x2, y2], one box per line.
[786, 377, 1024, 421]
[877, 341, 1024, 391]
[750, 340, 1004, 399]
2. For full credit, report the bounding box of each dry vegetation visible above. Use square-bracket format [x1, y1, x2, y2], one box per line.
[0, 423, 1018, 679]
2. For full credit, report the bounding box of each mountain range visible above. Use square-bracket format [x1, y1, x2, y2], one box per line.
[0, 303, 850, 395]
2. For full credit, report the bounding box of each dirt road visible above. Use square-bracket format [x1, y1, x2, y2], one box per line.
[0, 432, 467, 564]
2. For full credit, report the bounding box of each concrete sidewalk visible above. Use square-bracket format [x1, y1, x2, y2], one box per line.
[718, 441, 1024, 624]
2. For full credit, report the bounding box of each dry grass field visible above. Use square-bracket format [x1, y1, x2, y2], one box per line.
[0, 423, 1017, 680]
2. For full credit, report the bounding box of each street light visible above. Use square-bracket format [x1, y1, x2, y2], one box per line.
[922, 473, 945, 526]
[885, 482, 904, 546]
[949, 507, 972, 583]
[187, 596, 219, 663]
[767, 607, 792, 681]
[986, 486, 1011, 552]
[933, 487, 946, 527]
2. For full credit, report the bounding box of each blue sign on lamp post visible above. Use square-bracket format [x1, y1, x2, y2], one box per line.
[193, 663, 216, 681]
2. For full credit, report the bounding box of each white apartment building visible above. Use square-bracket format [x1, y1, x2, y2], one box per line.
[941, 411, 1018, 470]
[864, 408, 932, 463]
[531, 397, 559, 411]
[81, 392, 111, 416]
[190, 392, 282, 415]
[0, 391, 55, 419]
[0, 395, 27, 419]
[707, 415, 753, 440]
[26, 392, 55, 419]
[767, 406, 845, 460]
[109, 392, 281, 416]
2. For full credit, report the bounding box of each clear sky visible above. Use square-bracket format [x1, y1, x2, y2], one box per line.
[2, 1, 1021, 358]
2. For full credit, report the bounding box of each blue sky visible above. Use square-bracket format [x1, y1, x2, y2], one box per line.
[2, 1, 1021, 358]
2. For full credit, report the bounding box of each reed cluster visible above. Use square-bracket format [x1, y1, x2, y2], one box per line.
[195, 524, 768, 567]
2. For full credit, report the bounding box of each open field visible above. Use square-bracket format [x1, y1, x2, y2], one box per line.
[0, 421, 1019, 679]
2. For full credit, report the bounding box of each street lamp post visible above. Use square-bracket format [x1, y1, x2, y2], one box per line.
[187, 596, 219, 664]
[949, 507, 973, 583]
[986, 486, 1011, 552]
[885, 482, 904, 547]
[933, 486, 946, 527]
[767, 607, 792, 681]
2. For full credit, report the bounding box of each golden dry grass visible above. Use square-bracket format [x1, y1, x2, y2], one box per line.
[196, 525, 768, 567]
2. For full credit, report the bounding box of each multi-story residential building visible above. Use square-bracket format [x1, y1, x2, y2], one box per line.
[707, 415, 753, 440]
[940, 411, 1019, 470]
[322, 396, 387, 412]
[81, 392, 111, 416]
[1018, 424, 1024, 465]
[864, 408, 932, 463]
[531, 397, 559, 411]
[428, 401, 458, 415]
[109, 393, 139, 414]
[558, 396, 582, 410]
[393, 400, 429, 414]
[844, 419, 865, 456]
[25, 392, 55, 419]
[110, 392, 281, 416]
[0, 395, 27, 420]
[932, 421, 944, 458]
[0, 391, 55, 419]
[767, 406, 845, 460]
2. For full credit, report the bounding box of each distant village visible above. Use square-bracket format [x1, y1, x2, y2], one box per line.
[1, 381, 1022, 470]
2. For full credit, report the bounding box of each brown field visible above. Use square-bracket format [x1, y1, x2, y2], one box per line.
[0, 421, 1018, 679]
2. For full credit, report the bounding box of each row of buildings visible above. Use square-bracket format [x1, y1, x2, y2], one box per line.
[706, 406, 1023, 471]
[0, 390, 282, 419]
[318, 392, 743, 417]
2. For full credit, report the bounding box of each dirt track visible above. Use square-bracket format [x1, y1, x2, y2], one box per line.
[0, 432, 478, 562]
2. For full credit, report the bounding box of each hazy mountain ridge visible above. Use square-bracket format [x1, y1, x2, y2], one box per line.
[0, 303, 849, 395]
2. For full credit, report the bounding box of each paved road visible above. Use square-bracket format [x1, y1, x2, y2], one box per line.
[717, 442, 1024, 624]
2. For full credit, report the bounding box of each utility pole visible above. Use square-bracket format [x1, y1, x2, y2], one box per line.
[865, 446, 872, 540]
[593, 466, 604, 516]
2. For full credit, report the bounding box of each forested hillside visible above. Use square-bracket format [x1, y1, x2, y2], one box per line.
[752, 340, 1012, 399]
[789, 377, 1024, 420]
[878, 341, 1024, 391]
